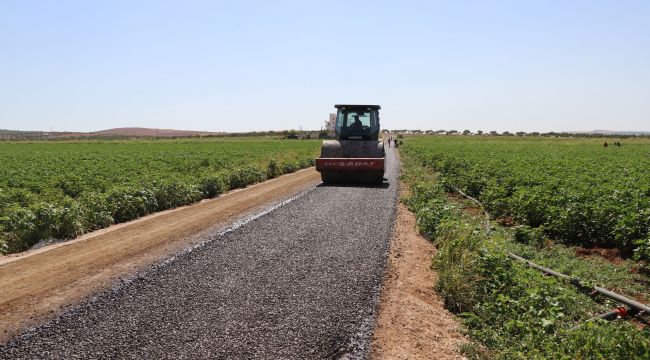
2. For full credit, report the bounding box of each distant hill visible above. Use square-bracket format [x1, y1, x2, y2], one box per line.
[92, 127, 223, 137]
[0, 128, 223, 140]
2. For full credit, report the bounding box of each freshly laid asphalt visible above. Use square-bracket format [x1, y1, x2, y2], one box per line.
[1, 147, 399, 360]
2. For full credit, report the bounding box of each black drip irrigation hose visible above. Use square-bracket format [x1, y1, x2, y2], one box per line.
[447, 184, 650, 325]
[586, 307, 630, 322]
[570, 307, 632, 330]
[508, 252, 650, 325]
[449, 185, 491, 232]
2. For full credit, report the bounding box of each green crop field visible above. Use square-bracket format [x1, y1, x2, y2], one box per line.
[0, 138, 320, 254]
[402, 135, 650, 257]
[401, 135, 650, 359]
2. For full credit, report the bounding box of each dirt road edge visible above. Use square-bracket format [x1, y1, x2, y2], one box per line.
[370, 185, 467, 359]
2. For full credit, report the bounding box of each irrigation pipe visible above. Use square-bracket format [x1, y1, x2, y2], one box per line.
[585, 307, 630, 322]
[449, 185, 491, 232]
[570, 307, 633, 330]
[508, 252, 650, 315]
[449, 185, 481, 207]
[448, 184, 650, 319]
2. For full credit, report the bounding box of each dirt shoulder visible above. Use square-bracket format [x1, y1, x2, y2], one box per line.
[0, 168, 320, 343]
[371, 190, 467, 359]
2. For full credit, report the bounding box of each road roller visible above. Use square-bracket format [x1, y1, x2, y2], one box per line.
[315, 104, 385, 184]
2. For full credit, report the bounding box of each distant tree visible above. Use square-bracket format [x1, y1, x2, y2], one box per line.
[284, 129, 299, 139]
[462, 129, 471, 136]
[477, 130, 484, 135]
[516, 131, 526, 136]
[489, 130, 498, 136]
[447, 130, 458, 135]
[530, 132, 540, 136]
[503, 131, 512, 136]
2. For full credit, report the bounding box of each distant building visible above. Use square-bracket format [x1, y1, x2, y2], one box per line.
[324, 113, 336, 132]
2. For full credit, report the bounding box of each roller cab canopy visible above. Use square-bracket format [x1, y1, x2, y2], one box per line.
[334, 105, 381, 109]
[333, 105, 381, 141]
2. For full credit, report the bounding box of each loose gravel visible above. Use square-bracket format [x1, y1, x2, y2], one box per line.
[1, 148, 399, 359]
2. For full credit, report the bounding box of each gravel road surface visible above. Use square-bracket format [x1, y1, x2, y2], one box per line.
[1, 148, 399, 359]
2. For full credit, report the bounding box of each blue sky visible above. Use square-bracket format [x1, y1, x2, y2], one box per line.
[1, 0, 649, 132]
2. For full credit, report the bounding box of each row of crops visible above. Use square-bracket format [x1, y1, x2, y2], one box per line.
[400, 145, 650, 359]
[401, 136, 650, 260]
[0, 138, 320, 254]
